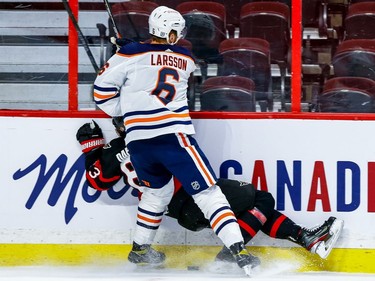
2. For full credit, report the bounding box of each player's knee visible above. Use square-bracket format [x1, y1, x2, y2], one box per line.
[192, 184, 227, 219]
[254, 191, 275, 220]
[141, 180, 175, 208]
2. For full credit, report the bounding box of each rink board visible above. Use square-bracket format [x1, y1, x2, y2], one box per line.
[1, 117, 375, 273]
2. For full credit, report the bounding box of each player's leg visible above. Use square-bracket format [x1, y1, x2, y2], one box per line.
[261, 210, 344, 259]
[215, 190, 275, 263]
[166, 133, 259, 275]
[192, 185, 260, 273]
[126, 140, 175, 266]
[127, 178, 174, 265]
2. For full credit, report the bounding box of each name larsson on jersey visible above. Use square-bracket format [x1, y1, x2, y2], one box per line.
[150, 54, 187, 70]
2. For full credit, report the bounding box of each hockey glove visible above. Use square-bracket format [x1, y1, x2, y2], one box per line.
[76, 120, 105, 153]
[112, 116, 126, 138]
[110, 37, 135, 55]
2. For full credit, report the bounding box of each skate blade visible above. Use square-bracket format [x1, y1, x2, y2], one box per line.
[133, 263, 165, 271]
[243, 264, 255, 277]
[205, 261, 260, 277]
[205, 261, 241, 274]
[315, 218, 344, 259]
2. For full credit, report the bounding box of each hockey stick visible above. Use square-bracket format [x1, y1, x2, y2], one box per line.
[96, 23, 107, 67]
[103, 0, 122, 38]
[62, 0, 100, 72]
[103, 0, 141, 42]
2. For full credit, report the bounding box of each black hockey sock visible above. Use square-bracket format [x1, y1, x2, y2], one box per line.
[237, 208, 266, 244]
[261, 210, 301, 240]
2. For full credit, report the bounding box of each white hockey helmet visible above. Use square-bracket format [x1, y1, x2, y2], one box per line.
[149, 6, 186, 45]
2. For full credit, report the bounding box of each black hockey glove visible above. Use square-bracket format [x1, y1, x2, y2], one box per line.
[110, 37, 135, 56]
[112, 116, 126, 138]
[76, 120, 105, 153]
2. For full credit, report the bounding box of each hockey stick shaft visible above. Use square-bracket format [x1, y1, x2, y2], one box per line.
[62, 0, 100, 72]
[103, 0, 122, 38]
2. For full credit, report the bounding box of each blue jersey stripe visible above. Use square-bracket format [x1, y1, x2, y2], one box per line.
[119, 42, 194, 60]
[174, 106, 189, 113]
[94, 92, 120, 104]
[215, 219, 238, 236]
[138, 207, 164, 217]
[124, 107, 170, 118]
[210, 206, 231, 222]
[125, 120, 193, 134]
[136, 221, 159, 230]
[94, 84, 118, 92]
[124, 106, 188, 118]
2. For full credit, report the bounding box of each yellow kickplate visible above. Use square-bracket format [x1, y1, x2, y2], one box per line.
[0, 244, 373, 274]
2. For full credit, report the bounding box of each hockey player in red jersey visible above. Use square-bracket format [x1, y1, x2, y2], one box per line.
[76, 119, 344, 268]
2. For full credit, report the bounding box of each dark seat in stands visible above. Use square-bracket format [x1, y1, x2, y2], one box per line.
[318, 77, 375, 112]
[344, 2, 375, 40]
[156, 0, 290, 38]
[218, 37, 272, 111]
[176, 1, 227, 65]
[157, 0, 250, 37]
[239, 2, 290, 110]
[332, 39, 375, 80]
[216, 0, 253, 38]
[177, 39, 196, 110]
[239, 2, 290, 64]
[302, 0, 328, 37]
[221, 0, 291, 32]
[110, 1, 159, 42]
[200, 75, 256, 112]
[153, 0, 182, 10]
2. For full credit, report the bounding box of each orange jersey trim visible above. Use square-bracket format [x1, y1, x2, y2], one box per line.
[93, 91, 117, 99]
[137, 214, 162, 224]
[211, 212, 235, 229]
[125, 113, 190, 126]
[186, 145, 216, 186]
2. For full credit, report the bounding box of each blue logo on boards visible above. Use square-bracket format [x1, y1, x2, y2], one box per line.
[11, 155, 375, 225]
[12, 154, 136, 224]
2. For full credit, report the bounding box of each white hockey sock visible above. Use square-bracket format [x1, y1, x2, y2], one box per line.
[133, 205, 164, 245]
[133, 179, 174, 245]
[192, 185, 244, 248]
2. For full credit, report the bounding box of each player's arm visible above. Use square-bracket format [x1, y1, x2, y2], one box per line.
[86, 158, 121, 191]
[76, 120, 121, 191]
[93, 53, 128, 116]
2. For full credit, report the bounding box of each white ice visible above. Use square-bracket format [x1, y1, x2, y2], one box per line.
[0, 263, 373, 281]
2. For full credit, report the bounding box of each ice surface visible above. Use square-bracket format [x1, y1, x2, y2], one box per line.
[0, 263, 373, 281]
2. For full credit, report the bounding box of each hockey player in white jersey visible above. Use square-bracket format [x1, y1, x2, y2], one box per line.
[93, 6, 256, 276]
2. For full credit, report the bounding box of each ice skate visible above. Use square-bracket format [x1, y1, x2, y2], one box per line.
[128, 242, 166, 267]
[295, 216, 344, 259]
[215, 245, 235, 263]
[315, 217, 344, 258]
[228, 242, 261, 277]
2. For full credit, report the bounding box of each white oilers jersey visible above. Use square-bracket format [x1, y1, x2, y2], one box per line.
[93, 42, 196, 144]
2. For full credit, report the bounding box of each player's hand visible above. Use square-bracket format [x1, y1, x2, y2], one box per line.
[112, 116, 126, 138]
[76, 120, 105, 153]
[110, 37, 135, 55]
